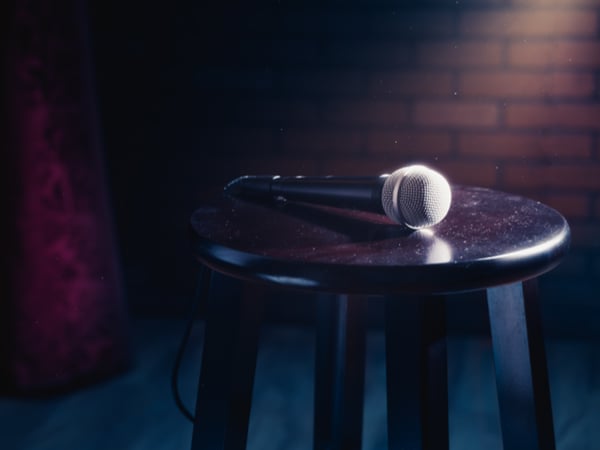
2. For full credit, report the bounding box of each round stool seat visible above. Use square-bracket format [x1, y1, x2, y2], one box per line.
[190, 185, 570, 295]
[188, 185, 570, 450]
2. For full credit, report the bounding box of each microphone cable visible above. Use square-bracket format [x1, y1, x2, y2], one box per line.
[171, 266, 210, 423]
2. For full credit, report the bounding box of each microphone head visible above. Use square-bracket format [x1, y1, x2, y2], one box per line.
[381, 165, 452, 229]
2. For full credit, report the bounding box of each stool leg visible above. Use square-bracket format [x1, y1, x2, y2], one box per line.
[191, 272, 264, 450]
[487, 281, 555, 450]
[385, 295, 448, 450]
[314, 294, 367, 450]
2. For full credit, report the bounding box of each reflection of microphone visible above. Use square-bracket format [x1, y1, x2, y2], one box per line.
[224, 165, 452, 229]
[417, 229, 453, 263]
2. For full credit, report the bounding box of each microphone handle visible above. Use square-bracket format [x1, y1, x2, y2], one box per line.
[226, 175, 387, 214]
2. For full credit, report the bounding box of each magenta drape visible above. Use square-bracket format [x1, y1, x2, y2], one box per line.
[0, 0, 130, 392]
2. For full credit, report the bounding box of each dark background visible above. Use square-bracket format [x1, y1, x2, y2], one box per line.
[0, 2, 598, 447]
[88, 0, 600, 335]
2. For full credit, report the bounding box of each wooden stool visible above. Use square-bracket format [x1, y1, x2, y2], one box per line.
[189, 185, 570, 450]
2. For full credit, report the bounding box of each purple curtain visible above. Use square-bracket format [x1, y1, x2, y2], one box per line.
[0, 0, 130, 392]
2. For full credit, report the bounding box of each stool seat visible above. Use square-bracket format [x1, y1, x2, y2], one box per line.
[190, 185, 570, 294]
[188, 185, 570, 450]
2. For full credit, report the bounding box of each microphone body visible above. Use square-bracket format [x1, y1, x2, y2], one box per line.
[226, 175, 386, 214]
[224, 165, 452, 229]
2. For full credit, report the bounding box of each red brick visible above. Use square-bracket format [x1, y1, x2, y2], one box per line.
[459, 71, 595, 98]
[366, 130, 452, 156]
[460, 11, 597, 37]
[369, 71, 453, 96]
[505, 104, 600, 129]
[323, 99, 410, 126]
[458, 132, 592, 159]
[436, 161, 499, 186]
[281, 128, 363, 155]
[417, 41, 503, 67]
[508, 41, 600, 68]
[414, 101, 499, 127]
[504, 164, 600, 189]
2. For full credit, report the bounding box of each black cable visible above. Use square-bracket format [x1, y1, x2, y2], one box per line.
[171, 266, 209, 423]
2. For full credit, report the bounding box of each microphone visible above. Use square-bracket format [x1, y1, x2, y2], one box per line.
[224, 165, 452, 229]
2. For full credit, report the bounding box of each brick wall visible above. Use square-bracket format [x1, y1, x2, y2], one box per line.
[93, 0, 600, 333]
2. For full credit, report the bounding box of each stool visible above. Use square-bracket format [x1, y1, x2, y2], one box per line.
[188, 185, 570, 450]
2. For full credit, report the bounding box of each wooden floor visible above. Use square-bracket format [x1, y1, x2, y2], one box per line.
[1, 318, 599, 450]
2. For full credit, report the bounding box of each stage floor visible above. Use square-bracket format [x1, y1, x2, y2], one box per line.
[2, 318, 599, 450]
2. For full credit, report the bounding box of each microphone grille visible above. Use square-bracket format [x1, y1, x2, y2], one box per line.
[382, 165, 452, 229]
